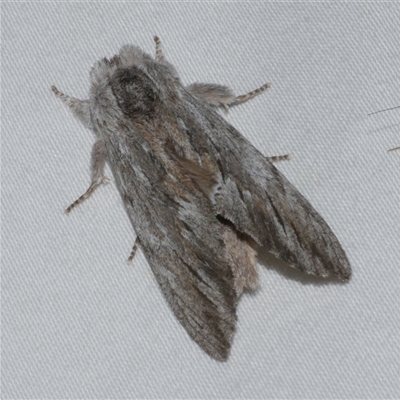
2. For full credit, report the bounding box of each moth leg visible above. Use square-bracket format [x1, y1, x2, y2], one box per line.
[388, 146, 400, 152]
[267, 154, 291, 162]
[232, 82, 270, 106]
[127, 237, 141, 263]
[154, 36, 165, 61]
[65, 139, 109, 214]
[51, 85, 93, 130]
[186, 82, 270, 110]
[186, 83, 236, 108]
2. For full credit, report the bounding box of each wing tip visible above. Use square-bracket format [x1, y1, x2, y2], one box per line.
[311, 258, 352, 282]
[205, 341, 231, 362]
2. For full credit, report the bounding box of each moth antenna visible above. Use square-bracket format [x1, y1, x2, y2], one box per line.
[154, 35, 165, 61]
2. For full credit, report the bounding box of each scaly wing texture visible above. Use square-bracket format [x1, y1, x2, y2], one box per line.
[182, 91, 351, 280]
[109, 130, 237, 360]
[104, 79, 238, 361]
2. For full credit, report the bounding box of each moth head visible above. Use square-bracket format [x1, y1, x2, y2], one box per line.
[88, 44, 182, 120]
[88, 46, 151, 88]
[118, 45, 153, 67]
[110, 66, 161, 119]
[119, 44, 181, 89]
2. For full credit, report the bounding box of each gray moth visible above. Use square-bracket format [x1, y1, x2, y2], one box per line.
[52, 36, 351, 361]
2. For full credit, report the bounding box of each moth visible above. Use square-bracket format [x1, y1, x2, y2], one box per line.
[52, 36, 351, 361]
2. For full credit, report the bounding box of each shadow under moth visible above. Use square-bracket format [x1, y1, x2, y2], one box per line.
[52, 36, 351, 361]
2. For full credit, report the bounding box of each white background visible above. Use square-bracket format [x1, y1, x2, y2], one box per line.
[2, 3, 399, 399]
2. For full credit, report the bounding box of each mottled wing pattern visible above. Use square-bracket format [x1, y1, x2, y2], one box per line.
[182, 91, 351, 280]
[107, 75, 237, 361]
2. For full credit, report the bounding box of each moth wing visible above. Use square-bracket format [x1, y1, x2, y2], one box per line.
[183, 92, 351, 280]
[106, 122, 237, 362]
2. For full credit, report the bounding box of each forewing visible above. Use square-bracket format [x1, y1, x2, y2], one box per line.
[105, 78, 237, 361]
[182, 91, 351, 280]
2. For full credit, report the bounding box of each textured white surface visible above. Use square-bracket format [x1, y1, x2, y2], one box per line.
[2, 3, 399, 399]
